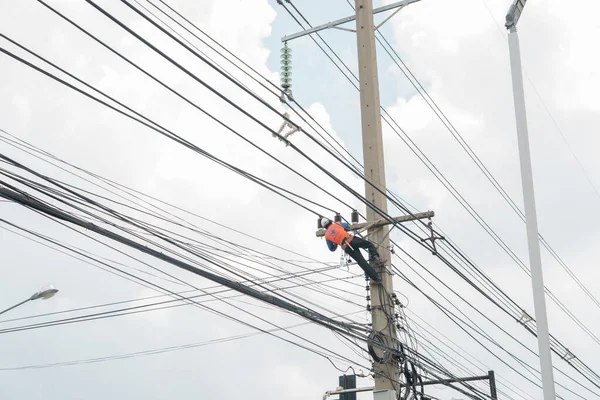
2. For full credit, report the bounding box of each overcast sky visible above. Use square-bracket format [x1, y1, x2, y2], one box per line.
[1, 0, 599, 399]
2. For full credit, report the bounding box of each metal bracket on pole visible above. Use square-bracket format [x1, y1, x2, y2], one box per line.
[323, 386, 374, 400]
[274, 111, 300, 146]
[420, 219, 444, 255]
[281, 0, 422, 42]
[321, 371, 500, 399]
[332, 26, 357, 33]
[375, 6, 404, 31]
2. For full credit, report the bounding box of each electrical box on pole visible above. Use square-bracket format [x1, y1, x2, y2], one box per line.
[339, 375, 357, 400]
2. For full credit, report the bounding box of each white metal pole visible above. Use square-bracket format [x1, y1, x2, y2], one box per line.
[507, 26, 556, 400]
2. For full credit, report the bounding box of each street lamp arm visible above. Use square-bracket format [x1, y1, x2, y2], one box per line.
[0, 298, 31, 316]
[0, 286, 59, 316]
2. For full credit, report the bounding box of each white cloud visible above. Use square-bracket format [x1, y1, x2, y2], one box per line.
[1, 0, 600, 399]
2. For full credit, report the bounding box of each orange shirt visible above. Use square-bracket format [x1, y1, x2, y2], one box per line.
[325, 222, 353, 246]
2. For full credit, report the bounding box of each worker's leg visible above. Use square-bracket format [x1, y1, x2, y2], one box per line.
[344, 246, 380, 282]
[349, 237, 381, 262]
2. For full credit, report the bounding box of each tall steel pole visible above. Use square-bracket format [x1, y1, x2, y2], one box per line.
[355, 0, 399, 397]
[506, 1, 556, 398]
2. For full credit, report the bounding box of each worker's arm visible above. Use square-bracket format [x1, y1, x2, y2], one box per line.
[340, 222, 350, 230]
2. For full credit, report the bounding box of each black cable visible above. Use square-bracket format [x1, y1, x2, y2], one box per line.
[0, 166, 366, 314]
[0, 156, 365, 323]
[0, 179, 365, 334]
[282, 1, 600, 357]
[144, 0, 364, 171]
[87, 0, 412, 228]
[2, 172, 492, 398]
[0, 319, 332, 371]
[2, 33, 596, 394]
[99, 0, 600, 373]
[0, 202, 371, 370]
[7, 2, 596, 390]
[0, 128, 360, 306]
[373, 22, 600, 314]
[289, 0, 600, 371]
[0, 35, 330, 219]
[406, 313, 536, 400]
[395, 264, 597, 400]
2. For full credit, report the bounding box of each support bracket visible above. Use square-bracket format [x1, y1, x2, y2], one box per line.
[274, 111, 300, 146]
[315, 211, 434, 237]
[420, 219, 445, 255]
[281, 0, 422, 42]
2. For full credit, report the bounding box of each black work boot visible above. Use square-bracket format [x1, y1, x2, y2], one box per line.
[368, 254, 385, 267]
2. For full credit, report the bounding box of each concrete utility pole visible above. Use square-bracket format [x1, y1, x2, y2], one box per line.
[354, 0, 398, 396]
[505, 1, 556, 399]
[282, 2, 424, 398]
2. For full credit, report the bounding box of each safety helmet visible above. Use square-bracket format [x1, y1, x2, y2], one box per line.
[320, 217, 332, 228]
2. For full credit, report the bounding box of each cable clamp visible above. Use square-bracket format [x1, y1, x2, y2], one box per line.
[274, 111, 300, 146]
[517, 310, 533, 325]
[420, 218, 444, 255]
[563, 349, 576, 362]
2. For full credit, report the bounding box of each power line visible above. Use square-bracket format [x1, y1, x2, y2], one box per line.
[5, 3, 600, 394]
[0, 313, 364, 371]
[277, 3, 600, 390]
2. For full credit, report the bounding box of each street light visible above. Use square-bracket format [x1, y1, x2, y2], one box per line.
[0, 285, 59, 316]
[505, 1, 556, 399]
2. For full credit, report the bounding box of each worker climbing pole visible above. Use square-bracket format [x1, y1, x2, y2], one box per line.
[320, 216, 384, 282]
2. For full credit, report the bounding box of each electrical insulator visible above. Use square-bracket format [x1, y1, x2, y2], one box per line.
[317, 217, 322, 229]
[365, 285, 370, 291]
[280, 42, 292, 93]
[366, 305, 371, 311]
[351, 209, 359, 223]
[366, 295, 371, 301]
[334, 213, 342, 223]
